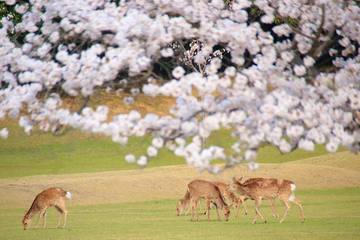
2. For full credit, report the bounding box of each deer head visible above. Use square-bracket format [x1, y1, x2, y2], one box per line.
[22, 214, 31, 230]
[176, 199, 188, 216]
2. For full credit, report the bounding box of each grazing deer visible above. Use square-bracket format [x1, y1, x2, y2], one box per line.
[187, 179, 230, 221]
[213, 181, 249, 217]
[176, 187, 221, 217]
[177, 181, 248, 217]
[176, 190, 190, 216]
[22, 187, 72, 230]
[231, 177, 304, 224]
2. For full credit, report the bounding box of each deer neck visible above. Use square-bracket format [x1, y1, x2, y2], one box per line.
[237, 183, 251, 194]
[25, 204, 39, 219]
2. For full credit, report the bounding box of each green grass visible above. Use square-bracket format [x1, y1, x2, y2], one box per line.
[209, 130, 334, 164]
[0, 124, 340, 178]
[1, 188, 359, 240]
[0, 124, 184, 178]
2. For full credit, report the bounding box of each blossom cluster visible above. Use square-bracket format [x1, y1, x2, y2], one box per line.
[0, 0, 359, 172]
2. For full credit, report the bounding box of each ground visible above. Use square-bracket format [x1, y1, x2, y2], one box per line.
[0, 119, 360, 239]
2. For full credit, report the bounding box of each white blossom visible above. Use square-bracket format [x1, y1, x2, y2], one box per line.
[172, 66, 185, 79]
[5, 0, 16, 5]
[304, 56, 315, 67]
[298, 139, 315, 152]
[279, 139, 291, 153]
[0, 128, 9, 139]
[248, 161, 259, 171]
[161, 48, 174, 57]
[294, 65, 306, 76]
[152, 137, 164, 148]
[245, 150, 257, 161]
[147, 146, 158, 157]
[125, 154, 136, 163]
[137, 155, 148, 166]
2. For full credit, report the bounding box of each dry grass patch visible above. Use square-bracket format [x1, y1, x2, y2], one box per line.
[0, 151, 359, 209]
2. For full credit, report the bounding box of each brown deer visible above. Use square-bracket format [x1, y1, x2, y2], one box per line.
[187, 179, 230, 221]
[22, 187, 72, 230]
[176, 187, 222, 217]
[213, 181, 249, 217]
[231, 177, 304, 224]
[176, 190, 190, 216]
[176, 181, 248, 217]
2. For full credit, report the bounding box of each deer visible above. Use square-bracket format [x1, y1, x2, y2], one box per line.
[187, 179, 230, 221]
[176, 190, 190, 216]
[22, 187, 72, 230]
[231, 177, 304, 224]
[176, 180, 248, 217]
[176, 186, 217, 217]
[212, 181, 249, 217]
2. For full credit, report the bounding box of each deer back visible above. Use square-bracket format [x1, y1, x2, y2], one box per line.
[188, 180, 227, 207]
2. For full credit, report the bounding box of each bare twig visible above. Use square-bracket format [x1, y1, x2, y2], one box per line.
[289, 25, 317, 41]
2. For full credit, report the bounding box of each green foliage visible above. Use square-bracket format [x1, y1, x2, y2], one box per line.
[0, 123, 184, 178]
[0, 2, 22, 25]
[273, 15, 299, 28]
[248, 5, 299, 28]
[1, 188, 360, 240]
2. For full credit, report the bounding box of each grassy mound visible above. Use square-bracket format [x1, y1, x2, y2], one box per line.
[0, 121, 338, 178]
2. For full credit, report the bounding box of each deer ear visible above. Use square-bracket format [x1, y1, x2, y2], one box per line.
[232, 177, 237, 183]
[233, 176, 242, 183]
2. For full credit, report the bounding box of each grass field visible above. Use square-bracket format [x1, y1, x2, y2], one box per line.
[0, 122, 336, 178]
[1, 188, 360, 240]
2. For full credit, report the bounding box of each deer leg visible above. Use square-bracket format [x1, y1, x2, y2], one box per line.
[185, 201, 191, 216]
[198, 199, 202, 215]
[252, 206, 258, 224]
[215, 202, 221, 221]
[195, 200, 199, 221]
[291, 197, 305, 222]
[191, 198, 199, 221]
[55, 206, 64, 228]
[34, 213, 41, 228]
[184, 204, 190, 216]
[270, 199, 279, 219]
[279, 199, 290, 223]
[206, 199, 211, 220]
[62, 209, 68, 228]
[39, 210, 47, 229]
[202, 199, 208, 215]
[56, 210, 62, 228]
[253, 199, 266, 224]
[242, 202, 248, 216]
[191, 199, 195, 221]
[55, 199, 68, 228]
[238, 199, 248, 216]
[235, 201, 241, 217]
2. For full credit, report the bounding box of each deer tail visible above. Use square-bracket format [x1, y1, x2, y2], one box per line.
[65, 191, 72, 200]
[290, 183, 296, 192]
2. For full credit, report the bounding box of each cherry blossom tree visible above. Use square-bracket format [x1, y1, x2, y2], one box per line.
[0, 0, 359, 172]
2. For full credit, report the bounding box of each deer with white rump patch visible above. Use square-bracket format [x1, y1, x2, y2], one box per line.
[22, 187, 72, 230]
[231, 177, 304, 224]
